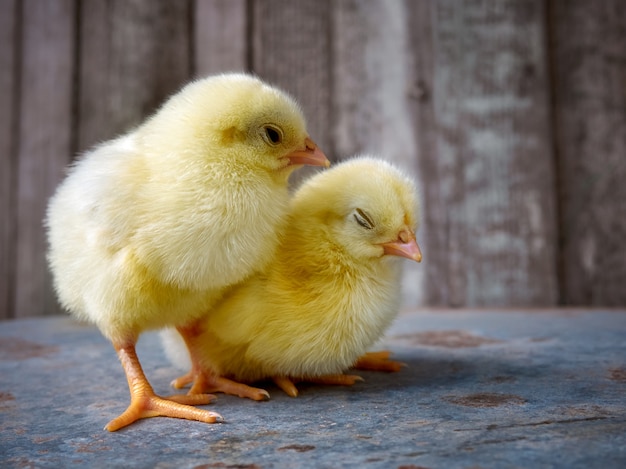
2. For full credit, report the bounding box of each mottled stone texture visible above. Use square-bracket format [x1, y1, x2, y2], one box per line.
[1, 311, 625, 468]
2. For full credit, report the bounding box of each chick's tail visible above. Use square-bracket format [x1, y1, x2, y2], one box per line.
[105, 343, 222, 432]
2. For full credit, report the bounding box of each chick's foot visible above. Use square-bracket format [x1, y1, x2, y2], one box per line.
[187, 371, 270, 401]
[272, 376, 299, 397]
[272, 374, 364, 397]
[105, 390, 221, 432]
[173, 323, 270, 400]
[306, 374, 364, 386]
[170, 370, 194, 390]
[353, 350, 406, 372]
[106, 344, 223, 432]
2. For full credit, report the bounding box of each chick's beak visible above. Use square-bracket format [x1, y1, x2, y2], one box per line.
[380, 230, 422, 263]
[286, 137, 330, 168]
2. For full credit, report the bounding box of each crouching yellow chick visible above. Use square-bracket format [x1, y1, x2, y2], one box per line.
[46, 73, 329, 431]
[161, 156, 422, 399]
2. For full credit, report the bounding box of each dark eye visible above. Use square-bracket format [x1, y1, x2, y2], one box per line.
[354, 208, 374, 230]
[263, 125, 283, 145]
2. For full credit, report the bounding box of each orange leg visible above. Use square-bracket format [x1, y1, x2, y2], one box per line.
[174, 322, 210, 392]
[105, 343, 222, 432]
[175, 324, 269, 401]
[352, 350, 406, 372]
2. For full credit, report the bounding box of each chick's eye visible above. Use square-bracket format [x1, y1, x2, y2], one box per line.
[354, 208, 375, 230]
[262, 125, 283, 145]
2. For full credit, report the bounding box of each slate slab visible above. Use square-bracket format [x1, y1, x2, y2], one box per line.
[1, 309, 625, 468]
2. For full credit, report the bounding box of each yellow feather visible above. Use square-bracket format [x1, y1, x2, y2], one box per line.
[47, 73, 325, 343]
[163, 156, 421, 384]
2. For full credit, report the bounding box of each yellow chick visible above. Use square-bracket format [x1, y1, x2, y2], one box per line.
[46, 73, 329, 431]
[161, 156, 421, 400]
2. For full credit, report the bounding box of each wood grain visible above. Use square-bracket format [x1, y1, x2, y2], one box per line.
[550, 0, 626, 305]
[0, 0, 18, 318]
[405, 0, 438, 307]
[332, 0, 425, 305]
[423, 0, 558, 306]
[194, 0, 248, 76]
[76, 0, 191, 154]
[333, 0, 417, 168]
[1, 1, 624, 317]
[14, 0, 75, 317]
[251, 0, 333, 176]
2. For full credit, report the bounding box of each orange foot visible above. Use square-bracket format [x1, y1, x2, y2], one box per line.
[106, 343, 222, 432]
[272, 374, 364, 397]
[173, 323, 271, 401]
[105, 389, 220, 432]
[173, 369, 270, 401]
[353, 350, 406, 372]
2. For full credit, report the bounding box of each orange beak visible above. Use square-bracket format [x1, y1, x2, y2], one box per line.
[286, 137, 330, 168]
[380, 230, 422, 263]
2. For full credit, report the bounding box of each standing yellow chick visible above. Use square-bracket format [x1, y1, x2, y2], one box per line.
[46, 73, 329, 431]
[161, 156, 421, 399]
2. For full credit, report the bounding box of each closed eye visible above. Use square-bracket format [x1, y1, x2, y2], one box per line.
[354, 208, 374, 229]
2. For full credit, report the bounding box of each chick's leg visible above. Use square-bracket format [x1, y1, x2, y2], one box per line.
[173, 323, 207, 391]
[105, 343, 222, 432]
[175, 324, 270, 401]
[353, 350, 406, 372]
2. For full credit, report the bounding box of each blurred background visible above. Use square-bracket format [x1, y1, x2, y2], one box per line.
[1, 0, 624, 320]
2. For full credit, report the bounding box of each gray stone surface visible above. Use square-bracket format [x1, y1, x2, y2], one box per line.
[1, 309, 625, 468]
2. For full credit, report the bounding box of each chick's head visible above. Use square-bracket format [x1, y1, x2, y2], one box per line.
[139, 73, 328, 183]
[291, 156, 422, 265]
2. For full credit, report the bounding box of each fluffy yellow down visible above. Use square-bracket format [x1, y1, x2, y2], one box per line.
[162, 156, 421, 382]
[47, 73, 324, 344]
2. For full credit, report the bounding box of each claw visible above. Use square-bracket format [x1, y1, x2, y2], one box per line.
[273, 376, 299, 397]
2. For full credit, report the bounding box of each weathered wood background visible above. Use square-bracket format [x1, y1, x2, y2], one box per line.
[1, 0, 624, 319]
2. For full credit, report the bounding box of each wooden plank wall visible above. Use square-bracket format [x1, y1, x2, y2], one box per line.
[14, 0, 75, 318]
[550, 0, 626, 305]
[0, 0, 624, 319]
[0, 0, 18, 320]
